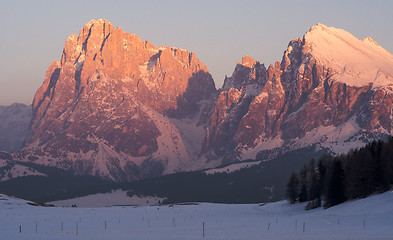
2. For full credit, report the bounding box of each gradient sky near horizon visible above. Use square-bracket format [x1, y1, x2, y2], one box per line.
[0, 0, 392, 105]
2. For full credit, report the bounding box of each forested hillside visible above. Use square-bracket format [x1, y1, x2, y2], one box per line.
[286, 137, 393, 209]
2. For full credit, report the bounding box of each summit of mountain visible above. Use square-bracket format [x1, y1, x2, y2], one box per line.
[204, 23, 393, 163]
[18, 19, 216, 181]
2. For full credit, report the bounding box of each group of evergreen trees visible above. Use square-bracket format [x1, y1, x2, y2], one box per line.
[286, 138, 393, 209]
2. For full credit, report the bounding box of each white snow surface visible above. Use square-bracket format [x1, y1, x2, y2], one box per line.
[204, 160, 261, 174]
[47, 190, 164, 208]
[240, 135, 284, 160]
[304, 23, 393, 88]
[239, 116, 371, 160]
[1, 191, 393, 239]
[291, 116, 366, 154]
[0, 159, 8, 167]
[142, 106, 191, 174]
[0, 163, 46, 181]
[168, 105, 210, 171]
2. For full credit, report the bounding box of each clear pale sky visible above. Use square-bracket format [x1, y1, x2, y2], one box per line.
[0, 0, 392, 105]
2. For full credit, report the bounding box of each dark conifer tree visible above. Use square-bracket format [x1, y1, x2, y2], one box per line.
[286, 172, 299, 204]
[317, 157, 327, 196]
[325, 160, 346, 208]
[298, 164, 308, 202]
[299, 184, 308, 202]
[382, 137, 393, 187]
[307, 159, 320, 201]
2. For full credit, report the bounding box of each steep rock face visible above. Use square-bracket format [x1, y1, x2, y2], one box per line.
[235, 61, 285, 147]
[0, 104, 32, 152]
[204, 23, 393, 161]
[22, 19, 216, 181]
[204, 56, 268, 162]
[279, 24, 393, 143]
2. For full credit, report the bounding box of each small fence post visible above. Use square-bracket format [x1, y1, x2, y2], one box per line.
[295, 220, 297, 230]
[203, 221, 205, 237]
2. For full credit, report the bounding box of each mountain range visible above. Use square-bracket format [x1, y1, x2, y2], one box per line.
[1, 19, 392, 182]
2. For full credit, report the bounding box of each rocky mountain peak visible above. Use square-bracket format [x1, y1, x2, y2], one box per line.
[222, 55, 266, 91]
[84, 18, 111, 28]
[22, 19, 216, 181]
[204, 23, 393, 163]
[240, 55, 256, 68]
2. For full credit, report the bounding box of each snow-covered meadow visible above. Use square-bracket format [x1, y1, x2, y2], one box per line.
[1, 192, 393, 240]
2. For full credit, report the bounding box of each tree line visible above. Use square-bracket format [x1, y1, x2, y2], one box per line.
[286, 137, 393, 209]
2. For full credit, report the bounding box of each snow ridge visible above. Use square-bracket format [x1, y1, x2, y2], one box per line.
[305, 23, 393, 87]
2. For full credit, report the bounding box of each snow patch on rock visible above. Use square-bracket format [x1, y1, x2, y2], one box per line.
[205, 160, 261, 175]
[291, 117, 366, 154]
[0, 163, 46, 182]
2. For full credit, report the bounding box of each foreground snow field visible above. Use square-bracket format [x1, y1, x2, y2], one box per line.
[1, 192, 393, 240]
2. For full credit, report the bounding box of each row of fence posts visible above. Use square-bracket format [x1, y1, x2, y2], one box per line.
[265, 218, 367, 233]
[17, 217, 368, 236]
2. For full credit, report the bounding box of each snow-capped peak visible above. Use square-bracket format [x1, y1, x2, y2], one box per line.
[363, 37, 380, 47]
[308, 22, 329, 32]
[304, 23, 393, 88]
